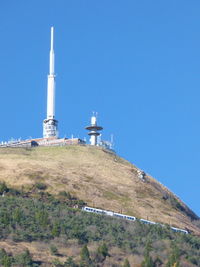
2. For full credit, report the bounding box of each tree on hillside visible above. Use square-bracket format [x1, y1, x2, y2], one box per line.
[13, 207, 23, 224]
[51, 221, 61, 237]
[0, 182, 8, 195]
[142, 240, 155, 267]
[50, 245, 59, 256]
[96, 243, 109, 262]
[52, 258, 64, 267]
[2, 256, 12, 267]
[64, 256, 78, 267]
[154, 257, 162, 266]
[80, 245, 92, 266]
[166, 242, 180, 267]
[35, 210, 49, 227]
[0, 249, 12, 267]
[14, 249, 33, 266]
[123, 258, 131, 267]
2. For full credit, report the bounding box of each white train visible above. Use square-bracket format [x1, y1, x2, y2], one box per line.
[82, 206, 136, 222]
[82, 206, 188, 234]
[170, 227, 188, 234]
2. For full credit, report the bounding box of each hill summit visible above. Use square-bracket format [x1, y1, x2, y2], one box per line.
[0, 145, 199, 235]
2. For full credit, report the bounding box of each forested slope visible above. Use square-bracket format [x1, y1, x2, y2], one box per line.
[0, 186, 199, 266]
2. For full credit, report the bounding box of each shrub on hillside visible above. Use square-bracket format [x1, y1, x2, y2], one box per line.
[50, 245, 59, 256]
[14, 249, 33, 266]
[52, 258, 63, 267]
[0, 248, 12, 267]
[0, 182, 8, 195]
[80, 245, 92, 266]
[58, 191, 72, 199]
[64, 257, 78, 267]
[35, 183, 47, 190]
[96, 243, 109, 262]
[123, 259, 131, 267]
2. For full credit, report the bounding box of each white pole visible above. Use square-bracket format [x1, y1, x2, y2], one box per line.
[49, 27, 54, 75]
[47, 26, 55, 119]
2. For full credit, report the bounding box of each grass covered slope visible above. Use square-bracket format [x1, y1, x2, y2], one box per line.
[0, 145, 199, 234]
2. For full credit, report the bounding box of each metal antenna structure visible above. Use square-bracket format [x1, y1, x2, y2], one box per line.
[85, 113, 103, 146]
[43, 27, 58, 138]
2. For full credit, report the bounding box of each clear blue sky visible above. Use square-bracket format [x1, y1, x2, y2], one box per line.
[0, 1, 200, 217]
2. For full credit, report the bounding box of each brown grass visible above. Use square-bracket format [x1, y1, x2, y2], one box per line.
[0, 145, 199, 235]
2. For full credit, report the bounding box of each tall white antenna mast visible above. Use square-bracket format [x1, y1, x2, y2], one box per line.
[49, 27, 55, 75]
[43, 26, 58, 138]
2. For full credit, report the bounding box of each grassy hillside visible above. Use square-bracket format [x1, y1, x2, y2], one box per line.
[0, 145, 200, 266]
[0, 145, 199, 236]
